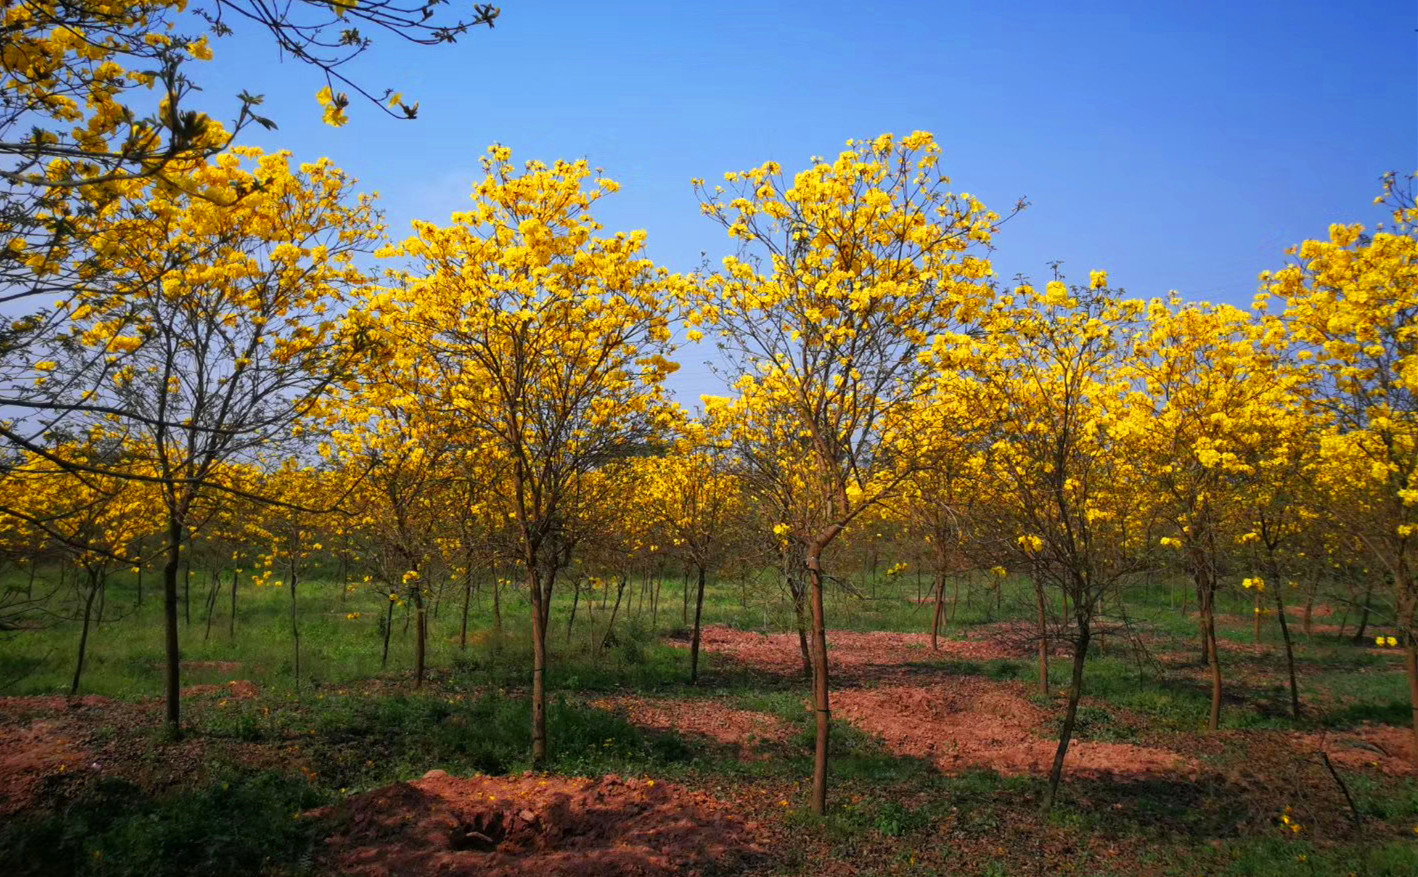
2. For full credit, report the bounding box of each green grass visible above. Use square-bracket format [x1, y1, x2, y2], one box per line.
[3, 563, 1416, 876]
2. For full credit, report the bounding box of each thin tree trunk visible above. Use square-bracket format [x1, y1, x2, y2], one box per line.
[567, 579, 581, 642]
[930, 571, 946, 650]
[1253, 587, 1263, 644]
[288, 560, 301, 694]
[600, 574, 627, 653]
[1275, 586, 1301, 718]
[381, 596, 395, 669]
[70, 569, 102, 696]
[682, 567, 690, 624]
[228, 569, 238, 639]
[1352, 579, 1375, 644]
[203, 568, 221, 642]
[1204, 583, 1222, 731]
[690, 565, 707, 683]
[528, 563, 548, 767]
[162, 518, 183, 733]
[806, 547, 831, 816]
[183, 560, 191, 626]
[1035, 577, 1050, 697]
[460, 568, 473, 650]
[492, 572, 502, 635]
[412, 584, 426, 688]
[1044, 621, 1090, 810]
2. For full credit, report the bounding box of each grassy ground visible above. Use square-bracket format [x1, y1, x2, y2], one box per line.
[1, 565, 1415, 876]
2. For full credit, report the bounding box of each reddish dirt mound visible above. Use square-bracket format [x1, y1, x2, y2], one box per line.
[180, 679, 260, 699]
[592, 696, 791, 758]
[834, 681, 1197, 780]
[180, 660, 242, 673]
[1294, 725, 1416, 776]
[682, 625, 1016, 680]
[318, 772, 763, 877]
[0, 719, 90, 815]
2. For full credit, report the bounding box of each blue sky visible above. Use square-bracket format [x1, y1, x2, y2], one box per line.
[198, 0, 1416, 400]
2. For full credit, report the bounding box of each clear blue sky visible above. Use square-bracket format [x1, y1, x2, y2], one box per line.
[199, 0, 1417, 400]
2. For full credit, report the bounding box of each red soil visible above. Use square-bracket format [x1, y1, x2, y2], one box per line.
[180, 679, 260, 699]
[834, 681, 1197, 780]
[179, 660, 243, 672]
[592, 696, 790, 758]
[0, 717, 91, 815]
[684, 625, 1017, 680]
[318, 772, 764, 877]
[1296, 725, 1416, 776]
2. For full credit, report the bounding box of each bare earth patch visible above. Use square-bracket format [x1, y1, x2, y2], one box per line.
[180, 679, 260, 699]
[593, 696, 790, 758]
[683, 625, 1016, 681]
[0, 718, 91, 815]
[834, 680, 1198, 780]
[317, 772, 763, 877]
[1293, 725, 1416, 776]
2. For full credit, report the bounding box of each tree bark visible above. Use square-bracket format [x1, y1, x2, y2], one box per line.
[806, 546, 831, 816]
[460, 568, 473, 650]
[1035, 577, 1050, 697]
[1044, 621, 1090, 810]
[528, 562, 548, 767]
[690, 564, 707, 683]
[381, 596, 395, 669]
[70, 568, 102, 696]
[288, 560, 301, 693]
[1203, 582, 1222, 731]
[162, 518, 183, 733]
[411, 583, 426, 688]
[228, 569, 238, 639]
[930, 571, 946, 650]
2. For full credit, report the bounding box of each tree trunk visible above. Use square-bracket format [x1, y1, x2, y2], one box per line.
[288, 560, 301, 694]
[600, 574, 627, 653]
[1275, 586, 1301, 718]
[1035, 577, 1050, 697]
[203, 569, 221, 642]
[566, 579, 581, 642]
[528, 563, 548, 767]
[690, 565, 707, 683]
[381, 596, 395, 669]
[1044, 621, 1091, 810]
[162, 519, 183, 733]
[411, 584, 426, 688]
[681, 567, 690, 624]
[70, 569, 102, 696]
[492, 572, 502, 636]
[1262, 552, 1301, 718]
[1352, 579, 1375, 644]
[806, 547, 832, 816]
[930, 571, 946, 650]
[460, 568, 473, 650]
[228, 569, 238, 639]
[1203, 583, 1222, 731]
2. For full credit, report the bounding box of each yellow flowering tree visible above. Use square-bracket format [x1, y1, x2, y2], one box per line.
[1133, 296, 1294, 730]
[956, 276, 1155, 808]
[361, 144, 682, 764]
[2, 147, 381, 731]
[631, 430, 746, 682]
[694, 131, 1014, 814]
[1261, 173, 1418, 760]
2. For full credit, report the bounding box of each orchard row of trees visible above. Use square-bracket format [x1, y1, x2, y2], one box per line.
[3, 1, 1416, 817]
